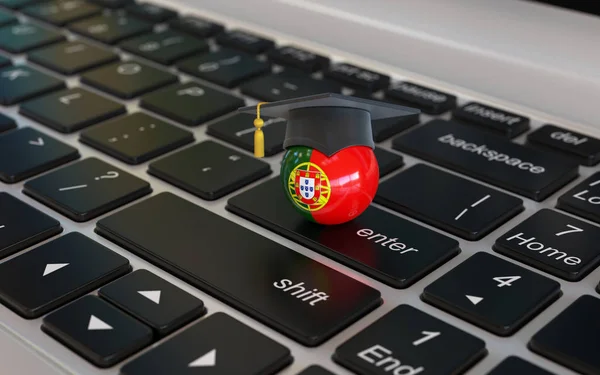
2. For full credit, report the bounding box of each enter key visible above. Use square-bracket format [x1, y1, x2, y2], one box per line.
[226, 177, 460, 288]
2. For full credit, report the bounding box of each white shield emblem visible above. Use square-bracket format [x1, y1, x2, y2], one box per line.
[299, 177, 315, 199]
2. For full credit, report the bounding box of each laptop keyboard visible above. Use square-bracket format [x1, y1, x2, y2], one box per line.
[0, 1, 598, 374]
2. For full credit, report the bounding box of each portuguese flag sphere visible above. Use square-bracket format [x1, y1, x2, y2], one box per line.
[281, 145, 379, 225]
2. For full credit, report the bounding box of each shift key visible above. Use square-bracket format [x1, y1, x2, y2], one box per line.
[96, 192, 382, 347]
[392, 120, 579, 201]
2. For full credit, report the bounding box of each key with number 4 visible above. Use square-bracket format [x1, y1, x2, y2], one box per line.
[422, 252, 561, 336]
[494, 208, 600, 281]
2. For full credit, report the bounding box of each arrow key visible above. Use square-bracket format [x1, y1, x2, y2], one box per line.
[421, 252, 561, 336]
[0, 233, 130, 318]
[99, 269, 206, 337]
[120, 312, 292, 375]
[42, 295, 152, 368]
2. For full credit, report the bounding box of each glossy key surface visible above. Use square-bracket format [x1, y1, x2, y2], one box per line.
[96, 192, 382, 346]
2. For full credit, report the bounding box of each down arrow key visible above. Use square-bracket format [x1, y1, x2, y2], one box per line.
[120, 312, 293, 375]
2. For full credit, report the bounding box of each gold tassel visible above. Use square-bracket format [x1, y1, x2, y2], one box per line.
[254, 102, 268, 158]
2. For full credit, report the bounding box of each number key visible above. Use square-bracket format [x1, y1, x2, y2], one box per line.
[177, 48, 271, 88]
[333, 304, 487, 375]
[68, 14, 153, 45]
[148, 140, 271, 200]
[422, 252, 561, 336]
[493, 208, 600, 280]
[81, 60, 177, 99]
[0, 22, 65, 53]
[28, 40, 119, 75]
[119, 30, 208, 66]
[22, 0, 102, 26]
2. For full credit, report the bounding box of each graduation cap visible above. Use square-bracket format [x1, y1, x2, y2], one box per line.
[237, 93, 421, 157]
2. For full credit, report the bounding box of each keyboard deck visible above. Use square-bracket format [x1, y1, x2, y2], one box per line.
[0, 1, 598, 374]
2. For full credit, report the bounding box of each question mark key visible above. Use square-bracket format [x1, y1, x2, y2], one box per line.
[23, 157, 152, 222]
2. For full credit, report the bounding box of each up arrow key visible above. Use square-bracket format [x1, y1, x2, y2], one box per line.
[188, 349, 216, 367]
[43, 263, 69, 276]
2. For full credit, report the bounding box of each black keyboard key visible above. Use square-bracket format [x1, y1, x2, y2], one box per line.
[22, 0, 102, 26]
[177, 48, 271, 88]
[557, 172, 600, 224]
[0, 192, 61, 259]
[68, 13, 153, 44]
[24, 157, 151, 222]
[267, 45, 329, 73]
[0, 54, 10, 68]
[99, 269, 206, 337]
[528, 124, 600, 166]
[42, 295, 152, 368]
[215, 29, 274, 54]
[120, 312, 292, 375]
[422, 252, 561, 336]
[375, 164, 524, 240]
[20, 87, 126, 133]
[28, 40, 119, 75]
[0, 0, 43, 9]
[0, 8, 16, 26]
[0, 233, 130, 318]
[0, 23, 65, 53]
[169, 15, 224, 38]
[149, 140, 271, 200]
[96, 192, 382, 346]
[126, 2, 177, 22]
[297, 365, 336, 375]
[333, 304, 486, 375]
[487, 356, 555, 375]
[206, 113, 286, 156]
[453, 101, 530, 138]
[240, 72, 342, 101]
[120, 30, 208, 65]
[529, 295, 600, 375]
[140, 81, 244, 126]
[0, 65, 65, 105]
[324, 63, 389, 92]
[392, 119, 579, 201]
[374, 147, 404, 177]
[493, 208, 600, 281]
[0, 127, 79, 183]
[0, 112, 15, 133]
[386, 81, 457, 115]
[227, 177, 459, 288]
[82, 60, 177, 99]
[80, 112, 194, 164]
[88, 0, 134, 8]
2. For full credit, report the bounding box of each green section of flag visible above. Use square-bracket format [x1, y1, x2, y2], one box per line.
[280, 146, 314, 222]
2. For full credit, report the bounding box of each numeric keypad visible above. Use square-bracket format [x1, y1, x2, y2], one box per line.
[422, 252, 561, 335]
[494, 208, 600, 280]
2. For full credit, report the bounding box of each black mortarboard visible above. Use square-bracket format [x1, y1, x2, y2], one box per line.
[237, 93, 420, 157]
